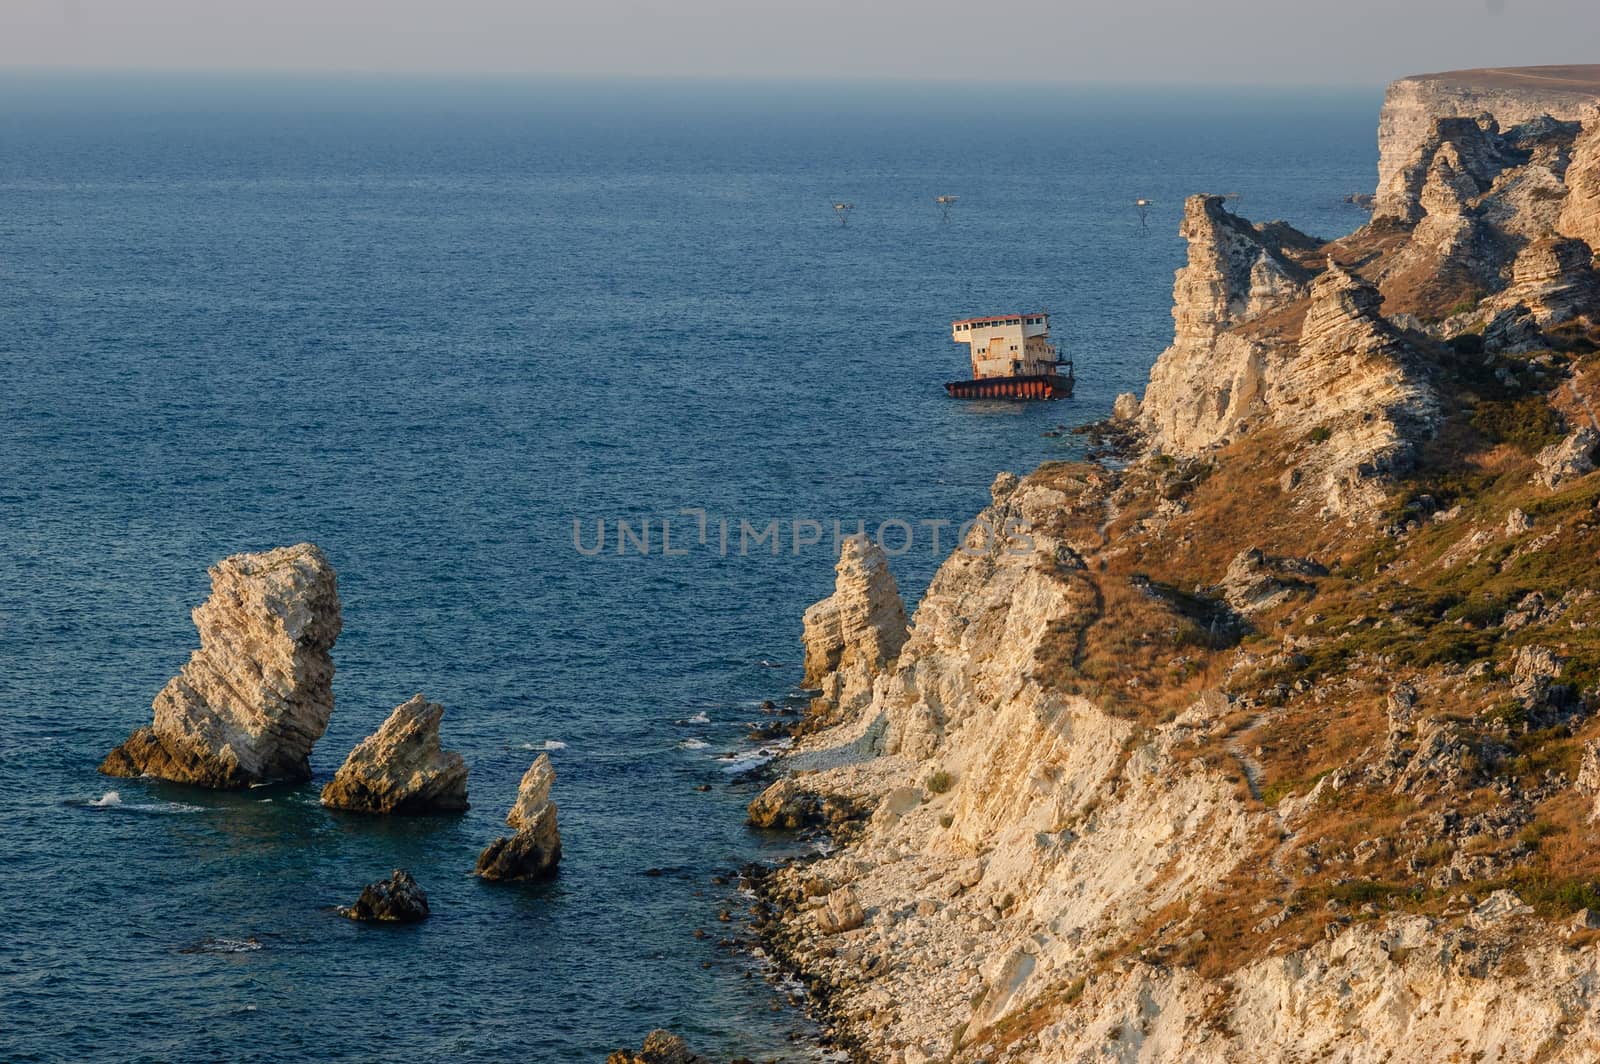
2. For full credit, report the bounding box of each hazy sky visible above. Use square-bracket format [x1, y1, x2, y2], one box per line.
[1, 0, 1595, 85]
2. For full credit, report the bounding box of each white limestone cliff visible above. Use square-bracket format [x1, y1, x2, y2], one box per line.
[1376, 66, 1600, 218]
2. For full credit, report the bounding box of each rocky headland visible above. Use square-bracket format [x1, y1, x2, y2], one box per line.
[321, 693, 470, 814]
[475, 752, 562, 881]
[100, 543, 341, 788]
[750, 67, 1600, 1062]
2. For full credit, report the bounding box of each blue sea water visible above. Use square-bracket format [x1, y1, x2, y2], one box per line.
[0, 73, 1379, 1062]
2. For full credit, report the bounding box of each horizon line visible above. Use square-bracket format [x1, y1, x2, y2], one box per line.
[0, 63, 1395, 92]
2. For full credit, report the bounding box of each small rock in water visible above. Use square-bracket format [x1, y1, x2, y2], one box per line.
[606, 1029, 711, 1064]
[343, 869, 430, 923]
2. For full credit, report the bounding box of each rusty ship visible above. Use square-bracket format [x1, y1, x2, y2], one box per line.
[944, 311, 1074, 399]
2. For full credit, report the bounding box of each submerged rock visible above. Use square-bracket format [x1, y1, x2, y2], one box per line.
[321, 694, 469, 814]
[99, 544, 341, 789]
[605, 1030, 710, 1064]
[342, 869, 429, 923]
[475, 753, 561, 881]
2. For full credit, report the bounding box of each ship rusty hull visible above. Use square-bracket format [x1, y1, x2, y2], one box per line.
[944, 373, 1073, 400]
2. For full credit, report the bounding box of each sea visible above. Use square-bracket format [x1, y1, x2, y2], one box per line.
[0, 73, 1379, 1062]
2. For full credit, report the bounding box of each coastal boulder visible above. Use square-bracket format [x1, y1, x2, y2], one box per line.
[747, 776, 868, 833]
[474, 753, 561, 881]
[342, 869, 429, 923]
[320, 694, 469, 814]
[800, 536, 908, 727]
[816, 887, 866, 934]
[100, 544, 341, 789]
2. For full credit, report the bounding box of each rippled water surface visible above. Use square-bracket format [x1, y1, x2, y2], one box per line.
[0, 74, 1378, 1062]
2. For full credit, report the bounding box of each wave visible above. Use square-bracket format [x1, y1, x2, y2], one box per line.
[519, 740, 568, 751]
[715, 744, 787, 774]
[676, 712, 710, 725]
[679, 738, 711, 750]
[179, 936, 263, 955]
[70, 791, 206, 815]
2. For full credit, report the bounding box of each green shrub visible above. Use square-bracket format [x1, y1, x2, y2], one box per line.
[927, 770, 954, 795]
[1471, 396, 1563, 453]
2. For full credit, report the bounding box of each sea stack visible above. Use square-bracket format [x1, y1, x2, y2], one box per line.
[100, 544, 341, 789]
[799, 535, 908, 727]
[474, 753, 561, 881]
[320, 694, 469, 813]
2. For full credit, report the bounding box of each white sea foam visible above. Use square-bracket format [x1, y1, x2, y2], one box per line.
[679, 738, 711, 750]
[77, 790, 205, 815]
[181, 937, 263, 955]
[677, 712, 710, 725]
[715, 745, 785, 773]
[519, 740, 568, 751]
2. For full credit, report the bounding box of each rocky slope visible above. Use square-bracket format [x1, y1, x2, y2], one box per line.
[321, 693, 470, 814]
[100, 543, 341, 788]
[752, 70, 1600, 1063]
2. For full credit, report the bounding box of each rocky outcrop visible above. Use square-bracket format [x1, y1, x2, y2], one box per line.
[1491, 236, 1599, 333]
[1148, 247, 1435, 518]
[1377, 67, 1600, 219]
[1216, 547, 1325, 614]
[1280, 263, 1437, 506]
[1537, 427, 1600, 488]
[100, 544, 341, 788]
[605, 1031, 710, 1064]
[800, 535, 908, 726]
[342, 869, 430, 923]
[1139, 195, 1311, 452]
[758, 466, 1600, 1062]
[320, 694, 469, 814]
[474, 753, 561, 881]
